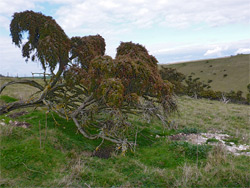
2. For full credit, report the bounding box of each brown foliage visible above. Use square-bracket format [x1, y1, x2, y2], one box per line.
[70, 35, 105, 69]
[10, 10, 71, 72]
[2, 11, 177, 146]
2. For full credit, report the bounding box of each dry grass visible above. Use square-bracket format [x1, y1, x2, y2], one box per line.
[159, 54, 250, 96]
[170, 96, 250, 144]
[0, 77, 44, 100]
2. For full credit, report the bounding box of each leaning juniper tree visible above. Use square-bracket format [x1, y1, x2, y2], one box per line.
[0, 11, 177, 149]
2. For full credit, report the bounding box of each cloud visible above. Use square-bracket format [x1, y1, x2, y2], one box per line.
[0, 0, 249, 75]
[151, 39, 250, 63]
[204, 47, 224, 56]
[235, 48, 250, 54]
[1, 0, 250, 34]
[54, 0, 250, 34]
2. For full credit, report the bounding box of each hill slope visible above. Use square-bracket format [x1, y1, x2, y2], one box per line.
[159, 54, 250, 96]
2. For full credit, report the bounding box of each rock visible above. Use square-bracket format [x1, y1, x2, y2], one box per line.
[169, 132, 250, 156]
[9, 121, 31, 128]
[0, 122, 6, 126]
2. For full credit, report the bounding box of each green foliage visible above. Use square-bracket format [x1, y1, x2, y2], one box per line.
[159, 67, 249, 104]
[178, 127, 200, 134]
[206, 138, 219, 143]
[0, 95, 18, 103]
[247, 84, 250, 92]
[185, 76, 210, 98]
[247, 84, 250, 104]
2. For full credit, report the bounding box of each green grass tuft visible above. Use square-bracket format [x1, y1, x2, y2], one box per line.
[206, 137, 220, 143]
[0, 95, 18, 103]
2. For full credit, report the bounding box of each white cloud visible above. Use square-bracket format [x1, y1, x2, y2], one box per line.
[150, 39, 250, 63]
[235, 48, 250, 54]
[54, 0, 250, 34]
[204, 47, 223, 56]
[1, 0, 250, 38]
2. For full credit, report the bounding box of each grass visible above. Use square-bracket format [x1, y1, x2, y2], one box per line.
[170, 96, 250, 145]
[0, 95, 249, 187]
[159, 54, 250, 96]
[0, 95, 18, 103]
[0, 77, 44, 101]
[0, 77, 249, 187]
[206, 138, 220, 143]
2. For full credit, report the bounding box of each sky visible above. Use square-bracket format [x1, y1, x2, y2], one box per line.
[0, 0, 250, 77]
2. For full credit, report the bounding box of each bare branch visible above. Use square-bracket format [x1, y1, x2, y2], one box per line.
[0, 80, 44, 94]
[0, 99, 43, 115]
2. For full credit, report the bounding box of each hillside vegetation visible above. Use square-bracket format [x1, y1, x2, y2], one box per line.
[159, 54, 250, 96]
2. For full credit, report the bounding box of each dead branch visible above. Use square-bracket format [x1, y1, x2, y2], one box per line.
[0, 80, 44, 94]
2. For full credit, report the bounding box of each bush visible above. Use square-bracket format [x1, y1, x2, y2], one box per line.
[208, 80, 213, 83]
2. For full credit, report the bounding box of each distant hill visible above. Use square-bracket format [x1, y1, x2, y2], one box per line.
[159, 54, 250, 96]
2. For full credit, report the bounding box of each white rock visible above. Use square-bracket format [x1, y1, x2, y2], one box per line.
[0, 122, 6, 126]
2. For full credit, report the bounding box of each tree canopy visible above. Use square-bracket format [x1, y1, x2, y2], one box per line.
[1, 11, 177, 149]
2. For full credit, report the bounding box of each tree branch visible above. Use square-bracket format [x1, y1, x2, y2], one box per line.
[0, 99, 43, 115]
[0, 80, 44, 94]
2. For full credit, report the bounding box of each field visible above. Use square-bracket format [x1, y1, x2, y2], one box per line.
[159, 54, 250, 96]
[0, 77, 249, 187]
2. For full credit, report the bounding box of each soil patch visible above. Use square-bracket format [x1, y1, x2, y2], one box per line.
[8, 111, 28, 118]
[92, 146, 114, 159]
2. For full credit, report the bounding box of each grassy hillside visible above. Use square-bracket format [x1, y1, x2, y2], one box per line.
[0, 77, 44, 101]
[159, 54, 250, 96]
[0, 77, 249, 187]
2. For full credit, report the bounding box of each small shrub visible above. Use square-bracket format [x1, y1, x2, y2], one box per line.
[209, 65, 213, 67]
[207, 80, 213, 83]
[223, 74, 228, 77]
[0, 95, 18, 103]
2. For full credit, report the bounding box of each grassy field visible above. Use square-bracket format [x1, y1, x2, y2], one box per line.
[159, 54, 250, 96]
[0, 77, 249, 187]
[0, 77, 44, 101]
